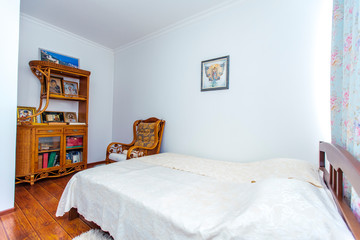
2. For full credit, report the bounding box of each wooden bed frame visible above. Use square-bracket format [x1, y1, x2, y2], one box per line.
[68, 141, 360, 239]
[319, 141, 360, 239]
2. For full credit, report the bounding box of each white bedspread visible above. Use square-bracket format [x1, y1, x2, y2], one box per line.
[56, 153, 354, 240]
[139, 153, 322, 187]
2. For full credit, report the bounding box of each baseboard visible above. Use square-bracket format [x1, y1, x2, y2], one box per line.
[87, 160, 107, 168]
[0, 207, 15, 216]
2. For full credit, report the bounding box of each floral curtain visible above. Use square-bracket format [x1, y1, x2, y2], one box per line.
[331, 0, 360, 222]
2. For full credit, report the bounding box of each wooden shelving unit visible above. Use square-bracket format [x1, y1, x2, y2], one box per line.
[15, 61, 90, 185]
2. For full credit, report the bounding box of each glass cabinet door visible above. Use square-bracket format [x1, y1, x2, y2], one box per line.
[37, 136, 61, 170]
[65, 135, 84, 164]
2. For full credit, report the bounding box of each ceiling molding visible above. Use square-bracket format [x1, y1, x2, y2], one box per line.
[114, 0, 243, 53]
[20, 13, 114, 54]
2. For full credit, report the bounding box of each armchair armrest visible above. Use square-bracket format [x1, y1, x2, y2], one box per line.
[127, 145, 158, 159]
[106, 142, 132, 153]
[106, 142, 133, 163]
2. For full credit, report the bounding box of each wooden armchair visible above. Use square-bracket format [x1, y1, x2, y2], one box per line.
[105, 117, 165, 164]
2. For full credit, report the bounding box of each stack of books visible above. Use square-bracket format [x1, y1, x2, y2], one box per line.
[66, 150, 83, 163]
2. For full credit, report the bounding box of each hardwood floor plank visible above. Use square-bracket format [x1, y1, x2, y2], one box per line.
[37, 180, 65, 200]
[24, 184, 53, 202]
[0, 218, 9, 240]
[22, 232, 41, 240]
[1, 203, 39, 240]
[57, 214, 91, 238]
[79, 216, 101, 229]
[25, 179, 91, 238]
[53, 174, 75, 189]
[35, 222, 72, 240]
[24, 184, 58, 215]
[15, 186, 55, 229]
[2, 174, 95, 239]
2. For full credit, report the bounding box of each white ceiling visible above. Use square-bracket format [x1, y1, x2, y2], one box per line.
[20, 0, 235, 49]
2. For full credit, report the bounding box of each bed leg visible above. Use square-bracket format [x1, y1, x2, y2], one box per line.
[69, 208, 79, 220]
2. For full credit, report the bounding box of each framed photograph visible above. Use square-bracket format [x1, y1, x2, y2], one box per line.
[201, 55, 229, 91]
[39, 48, 79, 68]
[64, 112, 77, 123]
[41, 111, 65, 123]
[17, 106, 36, 123]
[48, 76, 63, 95]
[63, 80, 79, 96]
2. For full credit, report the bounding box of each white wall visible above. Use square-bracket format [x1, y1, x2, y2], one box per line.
[113, 0, 332, 163]
[18, 15, 114, 163]
[0, 0, 20, 211]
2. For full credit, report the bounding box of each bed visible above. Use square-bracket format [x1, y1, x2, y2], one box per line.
[56, 141, 360, 239]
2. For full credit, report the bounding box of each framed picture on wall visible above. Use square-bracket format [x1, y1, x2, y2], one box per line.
[201, 55, 229, 91]
[39, 48, 79, 68]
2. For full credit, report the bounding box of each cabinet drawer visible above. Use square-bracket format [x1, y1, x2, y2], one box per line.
[36, 128, 63, 134]
[65, 128, 85, 134]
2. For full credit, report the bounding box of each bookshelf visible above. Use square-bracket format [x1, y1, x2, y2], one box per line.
[15, 61, 90, 185]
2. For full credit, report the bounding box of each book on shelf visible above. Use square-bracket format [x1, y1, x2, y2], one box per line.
[38, 154, 43, 169]
[43, 153, 48, 168]
[68, 122, 86, 125]
[66, 152, 71, 161]
[54, 154, 60, 166]
[48, 152, 56, 167]
[72, 154, 80, 163]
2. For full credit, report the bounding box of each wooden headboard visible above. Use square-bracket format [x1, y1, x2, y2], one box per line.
[319, 141, 360, 239]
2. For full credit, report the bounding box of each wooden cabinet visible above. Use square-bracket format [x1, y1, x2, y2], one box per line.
[15, 61, 90, 185]
[16, 125, 87, 184]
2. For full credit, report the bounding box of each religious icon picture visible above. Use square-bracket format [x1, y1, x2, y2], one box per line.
[64, 112, 77, 123]
[49, 76, 63, 95]
[17, 106, 36, 123]
[41, 111, 65, 123]
[63, 80, 79, 96]
[201, 55, 229, 91]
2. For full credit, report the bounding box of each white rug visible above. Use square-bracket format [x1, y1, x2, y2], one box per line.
[73, 229, 113, 240]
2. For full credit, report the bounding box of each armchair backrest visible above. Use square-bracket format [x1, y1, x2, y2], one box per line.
[132, 117, 165, 154]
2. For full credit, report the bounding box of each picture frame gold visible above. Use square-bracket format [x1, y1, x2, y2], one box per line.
[64, 112, 77, 123]
[17, 106, 36, 123]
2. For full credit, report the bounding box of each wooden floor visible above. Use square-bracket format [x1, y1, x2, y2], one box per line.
[0, 174, 96, 240]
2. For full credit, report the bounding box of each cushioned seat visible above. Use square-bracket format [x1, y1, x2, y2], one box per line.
[108, 153, 127, 162]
